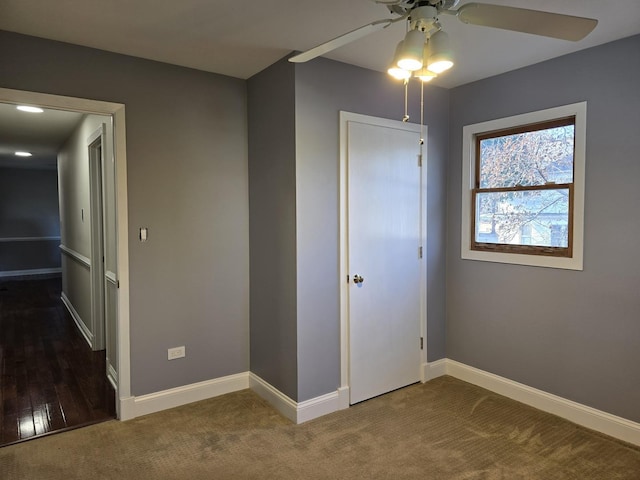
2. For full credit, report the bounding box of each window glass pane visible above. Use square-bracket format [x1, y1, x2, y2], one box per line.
[475, 189, 570, 247]
[479, 125, 574, 188]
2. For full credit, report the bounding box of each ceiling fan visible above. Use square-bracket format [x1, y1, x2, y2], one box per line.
[289, 0, 598, 80]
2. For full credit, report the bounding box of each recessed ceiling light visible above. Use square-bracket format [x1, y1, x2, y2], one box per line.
[15, 151, 33, 157]
[16, 105, 44, 113]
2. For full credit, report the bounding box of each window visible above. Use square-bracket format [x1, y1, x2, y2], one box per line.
[461, 102, 586, 270]
[473, 117, 574, 257]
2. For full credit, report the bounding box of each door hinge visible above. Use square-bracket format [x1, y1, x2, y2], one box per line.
[420, 337, 424, 350]
[418, 246, 423, 259]
[418, 154, 422, 167]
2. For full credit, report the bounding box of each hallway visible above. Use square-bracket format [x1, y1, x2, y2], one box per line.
[0, 275, 115, 446]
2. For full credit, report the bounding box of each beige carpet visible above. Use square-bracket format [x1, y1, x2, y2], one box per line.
[1, 376, 639, 479]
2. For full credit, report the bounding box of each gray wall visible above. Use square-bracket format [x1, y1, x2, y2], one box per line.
[7, 26, 632, 423]
[447, 34, 640, 422]
[0, 30, 250, 396]
[247, 56, 449, 403]
[294, 58, 449, 401]
[58, 114, 92, 336]
[0, 167, 60, 274]
[58, 115, 96, 259]
[248, 58, 298, 400]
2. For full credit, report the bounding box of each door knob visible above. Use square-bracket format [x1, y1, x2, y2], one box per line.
[353, 275, 364, 284]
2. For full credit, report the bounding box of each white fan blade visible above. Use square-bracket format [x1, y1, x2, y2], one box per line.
[456, 3, 598, 41]
[289, 19, 393, 63]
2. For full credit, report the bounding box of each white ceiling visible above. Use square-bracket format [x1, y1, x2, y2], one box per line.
[0, 103, 83, 169]
[0, 0, 639, 88]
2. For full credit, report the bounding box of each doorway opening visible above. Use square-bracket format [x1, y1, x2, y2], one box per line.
[0, 87, 131, 444]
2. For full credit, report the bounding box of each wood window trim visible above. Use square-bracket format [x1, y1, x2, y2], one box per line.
[471, 116, 576, 258]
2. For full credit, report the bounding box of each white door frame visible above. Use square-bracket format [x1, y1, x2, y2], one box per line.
[339, 111, 428, 408]
[88, 125, 106, 352]
[0, 87, 132, 419]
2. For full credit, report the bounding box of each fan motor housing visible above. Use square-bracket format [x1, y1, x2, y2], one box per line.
[410, 6, 439, 30]
[387, 0, 459, 16]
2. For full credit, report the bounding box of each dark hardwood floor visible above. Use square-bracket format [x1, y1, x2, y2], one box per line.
[0, 275, 115, 446]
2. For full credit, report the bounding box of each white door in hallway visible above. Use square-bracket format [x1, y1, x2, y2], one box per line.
[346, 115, 423, 404]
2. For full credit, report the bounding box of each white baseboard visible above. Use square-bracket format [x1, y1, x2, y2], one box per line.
[423, 359, 447, 382]
[444, 359, 640, 447]
[131, 372, 249, 418]
[61, 292, 93, 348]
[337, 386, 350, 410]
[249, 373, 345, 424]
[297, 390, 342, 424]
[118, 396, 136, 421]
[113, 359, 639, 447]
[249, 373, 298, 422]
[117, 373, 344, 424]
[0, 267, 61, 278]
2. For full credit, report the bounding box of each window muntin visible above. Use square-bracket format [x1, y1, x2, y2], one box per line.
[472, 117, 575, 257]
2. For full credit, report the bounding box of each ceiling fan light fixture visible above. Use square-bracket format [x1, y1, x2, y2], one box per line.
[397, 29, 424, 71]
[388, 65, 412, 80]
[427, 59, 453, 74]
[388, 41, 412, 79]
[415, 67, 437, 82]
[414, 42, 437, 82]
[427, 30, 454, 74]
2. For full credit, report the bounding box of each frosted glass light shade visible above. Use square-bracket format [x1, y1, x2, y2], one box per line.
[397, 29, 424, 71]
[388, 41, 411, 79]
[415, 43, 437, 81]
[415, 67, 437, 82]
[427, 30, 454, 74]
[428, 59, 453, 74]
[388, 66, 412, 80]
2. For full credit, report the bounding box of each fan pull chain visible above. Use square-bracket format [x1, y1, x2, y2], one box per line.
[402, 79, 410, 122]
[420, 79, 425, 149]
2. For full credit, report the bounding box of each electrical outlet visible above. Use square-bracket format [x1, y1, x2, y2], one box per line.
[167, 346, 185, 360]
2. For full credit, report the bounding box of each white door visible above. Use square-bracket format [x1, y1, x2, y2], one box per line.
[347, 116, 423, 404]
